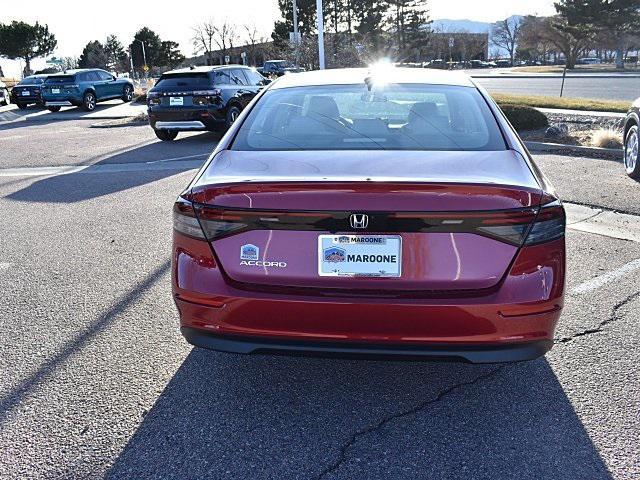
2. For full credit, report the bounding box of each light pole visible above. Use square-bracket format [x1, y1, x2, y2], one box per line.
[136, 39, 147, 77]
[316, 0, 325, 69]
[293, 0, 299, 66]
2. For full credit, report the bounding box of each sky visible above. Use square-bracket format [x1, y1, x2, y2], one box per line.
[0, 0, 556, 78]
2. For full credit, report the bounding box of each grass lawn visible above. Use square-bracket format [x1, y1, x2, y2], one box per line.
[492, 93, 631, 113]
[510, 64, 640, 74]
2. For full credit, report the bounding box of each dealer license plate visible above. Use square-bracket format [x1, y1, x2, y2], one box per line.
[318, 235, 402, 277]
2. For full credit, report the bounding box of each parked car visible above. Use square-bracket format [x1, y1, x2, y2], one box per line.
[172, 67, 566, 363]
[495, 59, 512, 68]
[258, 60, 305, 77]
[10, 74, 48, 108]
[623, 99, 639, 178]
[147, 65, 268, 141]
[578, 57, 602, 65]
[0, 80, 9, 106]
[41, 69, 134, 112]
[469, 60, 489, 69]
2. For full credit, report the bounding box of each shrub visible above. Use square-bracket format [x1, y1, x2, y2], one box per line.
[591, 128, 622, 149]
[498, 104, 549, 131]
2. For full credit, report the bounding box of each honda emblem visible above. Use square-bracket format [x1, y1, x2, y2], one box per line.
[350, 214, 369, 229]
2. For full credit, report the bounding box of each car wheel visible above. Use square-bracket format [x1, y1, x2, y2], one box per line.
[47, 106, 61, 112]
[624, 125, 640, 179]
[154, 129, 178, 142]
[82, 91, 97, 111]
[225, 105, 242, 130]
[17, 102, 28, 110]
[122, 85, 134, 103]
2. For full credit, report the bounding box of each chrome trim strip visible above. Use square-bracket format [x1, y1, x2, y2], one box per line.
[155, 121, 205, 130]
[45, 101, 73, 106]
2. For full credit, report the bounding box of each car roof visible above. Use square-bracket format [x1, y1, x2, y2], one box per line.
[54, 69, 105, 75]
[162, 65, 249, 75]
[270, 67, 475, 89]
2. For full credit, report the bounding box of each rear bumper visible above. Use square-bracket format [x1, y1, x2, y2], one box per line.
[148, 107, 225, 131]
[44, 100, 74, 106]
[181, 327, 553, 363]
[11, 95, 42, 104]
[173, 233, 565, 363]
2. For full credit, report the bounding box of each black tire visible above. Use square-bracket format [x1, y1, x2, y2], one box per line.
[47, 106, 61, 112]
[624, 124, 640, 179]
[82, 91, 97, 111]
[122, 84, 134, 103]
[17, 102, 28, 110]
[225, 105, 242, 130]
[154, 129, 178, 141]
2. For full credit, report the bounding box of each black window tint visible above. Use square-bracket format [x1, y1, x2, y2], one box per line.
[214, 70, 231, 84]
[44, 75, 74, 84]
[230, 69, 247, 85]
[155, 72, 212, 88]
[97, 71, 112, 81]
[243, 69, 264, 86]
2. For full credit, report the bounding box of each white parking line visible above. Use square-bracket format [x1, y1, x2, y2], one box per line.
[146, 153, 209, 164]
[0, 159, 206, 177]
[571, 258, 640, 295]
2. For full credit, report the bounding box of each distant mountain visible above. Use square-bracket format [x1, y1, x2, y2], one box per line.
[431, 16, 523, 34]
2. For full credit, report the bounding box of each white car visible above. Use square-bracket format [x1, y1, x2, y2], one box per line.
[0, 80, 9, 106]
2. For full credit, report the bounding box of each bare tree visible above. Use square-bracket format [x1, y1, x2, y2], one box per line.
[243, 23, 268, 66]
[491, 17, 521, 65]
[213, 20, 238, 64]
[192, 21, 217, 65]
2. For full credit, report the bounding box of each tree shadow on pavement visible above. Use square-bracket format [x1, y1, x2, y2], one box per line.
[106, 350, 613, 480]
[0, 102, 129, 132]
[4, 132, 219, 203]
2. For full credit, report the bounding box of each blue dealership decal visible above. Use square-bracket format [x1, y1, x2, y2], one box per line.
[323, 247, 346, 263]
[240, 244, 259, 261]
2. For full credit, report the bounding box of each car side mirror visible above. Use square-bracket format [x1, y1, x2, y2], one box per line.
[261, 78, 272, 85]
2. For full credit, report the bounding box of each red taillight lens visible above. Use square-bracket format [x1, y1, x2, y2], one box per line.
[173, 199, 207, 239]
[524, 200, 565, 245]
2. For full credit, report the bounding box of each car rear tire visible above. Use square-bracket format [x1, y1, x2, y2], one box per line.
[82, 91, 97, 111]
[624, 125, 640, 179]
[122, 85, 134, 103]
[225, 105, 242, 130]
[47, 106, 61, 112]
[17, 102, 28, 109]
[154, 129, 178, 141]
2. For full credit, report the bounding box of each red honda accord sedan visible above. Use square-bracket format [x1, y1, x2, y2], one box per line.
[172, 67, 565, 363]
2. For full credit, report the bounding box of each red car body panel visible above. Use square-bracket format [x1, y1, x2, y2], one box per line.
[173, 231, 564, 344]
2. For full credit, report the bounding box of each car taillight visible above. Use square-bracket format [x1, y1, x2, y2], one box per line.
[174, 199, 248, 241]
[148, 97, 161, 106]
[192, 96, 213, 106]
[173, 199, 206, 239]
[523, 200, 565, 245]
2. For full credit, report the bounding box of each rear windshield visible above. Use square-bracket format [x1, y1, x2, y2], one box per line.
[232, 84, 506, 151]
[155, 73, 211, 88]
[19, 76, 45, 85]
[45, 75, 74, 84]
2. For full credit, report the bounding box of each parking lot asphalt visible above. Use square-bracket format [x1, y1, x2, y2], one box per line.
[0, 117, 639, 479]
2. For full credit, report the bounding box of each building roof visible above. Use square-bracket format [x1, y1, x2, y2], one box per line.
[271, 67, 475, 89]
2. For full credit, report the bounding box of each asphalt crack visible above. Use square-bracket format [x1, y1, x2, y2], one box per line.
[313, 365, 505, 480]
[557, 290, 640, 344]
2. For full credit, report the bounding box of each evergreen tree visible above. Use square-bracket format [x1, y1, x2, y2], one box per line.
[77, 40, 108, 69]
[104, 35, 129, 73]
[0, 21, 57, 75]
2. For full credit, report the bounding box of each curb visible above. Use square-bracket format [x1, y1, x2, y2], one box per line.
[524, 141, 622, 159]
